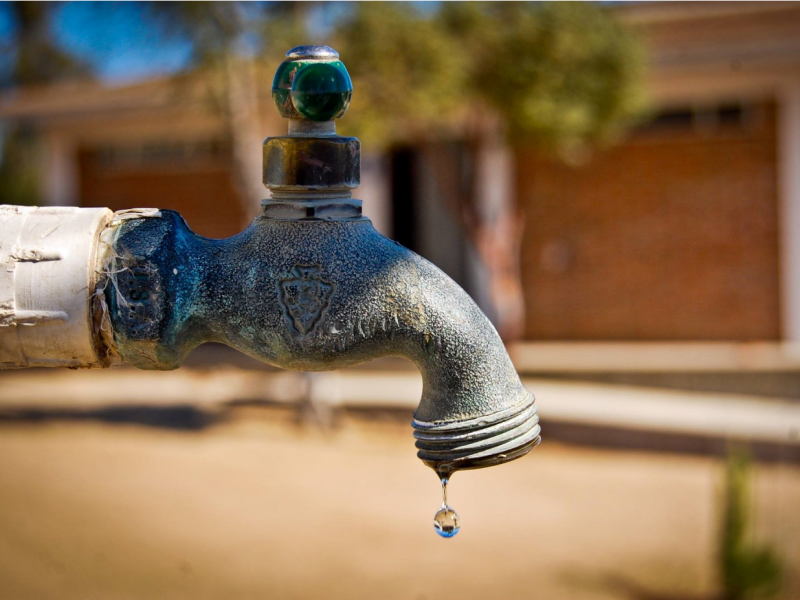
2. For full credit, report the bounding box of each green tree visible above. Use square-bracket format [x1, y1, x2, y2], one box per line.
[1, 2, 92, 90]
[443, 2, 646, 152]
[330, 2, 470, 146]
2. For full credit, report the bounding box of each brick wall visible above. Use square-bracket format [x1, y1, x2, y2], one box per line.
[516, 103, 780, 341]
[77, 143, 247, 240]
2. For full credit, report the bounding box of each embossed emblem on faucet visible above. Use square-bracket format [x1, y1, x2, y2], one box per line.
[279, 265, 333, 336]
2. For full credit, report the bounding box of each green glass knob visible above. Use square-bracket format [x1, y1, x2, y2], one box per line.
[290, 63, 352, 122]
[272, 46, 352, 121]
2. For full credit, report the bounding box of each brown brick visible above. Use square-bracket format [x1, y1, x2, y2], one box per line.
[516, 103, 780, 341]
[77, 146, 247, 240]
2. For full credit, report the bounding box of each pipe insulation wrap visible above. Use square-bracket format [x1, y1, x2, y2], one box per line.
[0, 205, 113, 368]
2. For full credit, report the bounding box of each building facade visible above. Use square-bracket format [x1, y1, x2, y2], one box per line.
[518, 2, 800, 342]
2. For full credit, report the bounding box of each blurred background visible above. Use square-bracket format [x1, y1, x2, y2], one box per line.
[1, 2, 800, 599]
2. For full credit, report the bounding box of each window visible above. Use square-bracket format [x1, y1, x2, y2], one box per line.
[637, 102, 750, 134]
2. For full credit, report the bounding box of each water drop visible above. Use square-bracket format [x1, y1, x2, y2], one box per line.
[434, 505, 460, 538]
[433, 477, 460, 538]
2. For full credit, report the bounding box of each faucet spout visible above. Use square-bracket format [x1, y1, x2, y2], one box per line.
[101, 44, 540, 473]
[105, 207, 539, 472]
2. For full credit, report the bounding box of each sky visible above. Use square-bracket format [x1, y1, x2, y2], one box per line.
[0, 2, 193, 85]
[52, 3, 194, 83]
[0, 2, 441, 87]
[0, 3, 209, 86]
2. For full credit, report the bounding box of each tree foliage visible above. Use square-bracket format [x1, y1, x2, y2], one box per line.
[453, 2, 647, 150]
[334, 2, 647, 155]
[0, 2, 93, 205]
[0, 2, 92, 90]
[331, 3, 469, 146]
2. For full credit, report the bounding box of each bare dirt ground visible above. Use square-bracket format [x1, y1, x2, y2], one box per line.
[0, 409, 798, 600]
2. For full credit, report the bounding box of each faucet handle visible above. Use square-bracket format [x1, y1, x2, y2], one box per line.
[264, 45, 359, 197]
[272, 45, 353, 122]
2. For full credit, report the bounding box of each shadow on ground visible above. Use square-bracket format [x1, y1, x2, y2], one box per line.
[0, 405, 223, 430]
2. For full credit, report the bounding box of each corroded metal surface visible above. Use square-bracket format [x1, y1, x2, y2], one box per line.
[107, 212, 539, 471]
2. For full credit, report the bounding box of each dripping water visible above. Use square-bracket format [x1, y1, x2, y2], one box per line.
[432, 465, 460, 538]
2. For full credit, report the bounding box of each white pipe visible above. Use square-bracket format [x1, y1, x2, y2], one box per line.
[0, 205, 112, 368]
